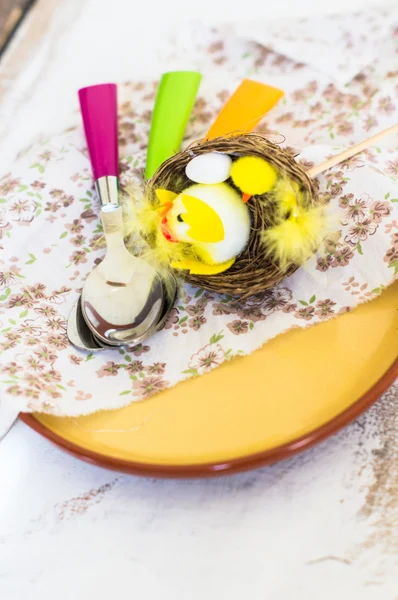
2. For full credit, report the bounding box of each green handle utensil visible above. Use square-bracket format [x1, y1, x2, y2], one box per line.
[145, 71, 202, 180]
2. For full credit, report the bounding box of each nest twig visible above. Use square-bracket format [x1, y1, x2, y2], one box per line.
[145, 134, 321, 299]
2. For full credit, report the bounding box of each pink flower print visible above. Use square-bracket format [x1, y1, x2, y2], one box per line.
[276, 112, 294, 124]
[344, 197, 370, 223]
[0, 209, 12, 239]
[89, 234, 105, 250]
[337, 122, 354, 136]
[315, 299, 336, 318]
[384, 245, 398, 265]
[40, 369, 61, 384]
[189, 316, 207, 331]
[160, 307, 179, 330]
[81, 209, 97, 222]
[17, 321, 41, 336]
[148, 362, 166, 375]
[0, 175, 20, 195]
[45, 200, 62, 213]
[130, 344, 150, 357]
[310, 101, 323, 114]
[66, 219, 84, 234]
[26, 355, 44, 371]
[70, 250, 87, 265]
[227, 320, 249, 335]
[34, 345, 57, 363]
[1, 338, 17, 350]
[237, 306, 266, 322]
[387, 160, 398, 176]
[52, 285, 72, 296]
[69, 354, 83, 365]
[212, 302, 234, 316]
[46, 333, 68, 349]
[46, 317, 66, 331]
[4, 331, 19, 343]
[294, 306, 315, 320]
[0, 265, 21, 289]
[10, 198, 37, 224]
[344, 219, 378, 246]
[385, 221, 398, 234]
[24, 373, 44, 389]
[262, 287, 292, 313]
[34, 305, 57, 317]
[28, 283, 46, 299]
[23, 387, 40, 400]
[39, 150, 53, 162]
[44, 387, 62, 399]
[370, 201, 391, 223]
[24, 336, 39, 346]
[75, 390, 92, 401]
[132, 376, 169, 398]
[188, 343, 225, 374]
[127, 360, 144, 374]
[62, 195, 74, 208]
[6, 384, 22, 397]
[331, 246, 354, 267]
[31, 180, 46, 190]
[8, 292, 34, 308]
[363, 116, 378, 132]
[316, 255, 333, 272]
[1, 361, 18, 376]
[71, 234, 86, 247]
[96, 361, 120, 377]
[49, 188, 64, 198]
[185, 304, 205, 317]
[378, 96, 395, 115]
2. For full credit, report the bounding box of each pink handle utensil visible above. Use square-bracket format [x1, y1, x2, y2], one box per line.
[78, 83, 119, 179]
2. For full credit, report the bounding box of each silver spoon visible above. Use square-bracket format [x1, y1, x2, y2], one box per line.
[81, 203, 164, 346]
[70, 83, 165, 348]
[68, 275, 177, 352]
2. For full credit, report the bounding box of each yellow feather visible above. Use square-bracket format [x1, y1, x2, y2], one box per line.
[121, 187, 214, 277]
[171, 257, 235, 275]
[262, 206, 326, 271]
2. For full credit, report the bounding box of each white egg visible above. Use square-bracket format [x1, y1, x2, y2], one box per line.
[185, 152, 232, 184]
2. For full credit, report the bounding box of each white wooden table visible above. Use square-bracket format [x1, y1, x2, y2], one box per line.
[0, 1, 397, 598]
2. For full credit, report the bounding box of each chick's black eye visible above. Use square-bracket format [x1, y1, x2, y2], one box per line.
[177, 214, 184, 223]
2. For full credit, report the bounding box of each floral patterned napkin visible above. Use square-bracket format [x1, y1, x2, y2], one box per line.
[0, 14, 398, 416]
[233, 7, 398, 87]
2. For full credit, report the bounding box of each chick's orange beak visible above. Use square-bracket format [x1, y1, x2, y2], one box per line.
[160, 216, 178, 243]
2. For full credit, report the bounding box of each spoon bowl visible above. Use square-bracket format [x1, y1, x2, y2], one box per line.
[81, 205, 164, 346]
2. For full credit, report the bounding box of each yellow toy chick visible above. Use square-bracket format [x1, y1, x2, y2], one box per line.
[156, 183, 251, 275]
[230, 156, 278, 202]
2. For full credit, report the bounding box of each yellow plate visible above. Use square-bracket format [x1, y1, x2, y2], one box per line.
[22, 282, 398, 477]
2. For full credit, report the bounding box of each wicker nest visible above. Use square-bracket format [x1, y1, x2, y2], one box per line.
[145, 134, 321, 298]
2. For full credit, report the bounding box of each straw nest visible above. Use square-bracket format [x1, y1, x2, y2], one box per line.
[144, 134, 322, 298]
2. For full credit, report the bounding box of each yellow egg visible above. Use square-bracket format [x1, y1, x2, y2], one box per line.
[230, 156, 278, 196]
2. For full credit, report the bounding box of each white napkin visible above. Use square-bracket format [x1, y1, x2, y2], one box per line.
[233, 7, 398, 86]
[0, 14, 397, 417]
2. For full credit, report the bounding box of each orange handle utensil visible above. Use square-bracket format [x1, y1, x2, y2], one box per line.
[205, 79, 284, 140]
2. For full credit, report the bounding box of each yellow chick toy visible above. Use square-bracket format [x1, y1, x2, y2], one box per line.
[230, 156, 277, 202]
[156, 183, 251, 275]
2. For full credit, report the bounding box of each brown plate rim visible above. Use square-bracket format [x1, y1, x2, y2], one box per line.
[20, 355, 398, 478]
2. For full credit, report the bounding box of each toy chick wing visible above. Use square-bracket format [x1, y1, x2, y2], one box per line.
[180, 194, 224, 243]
